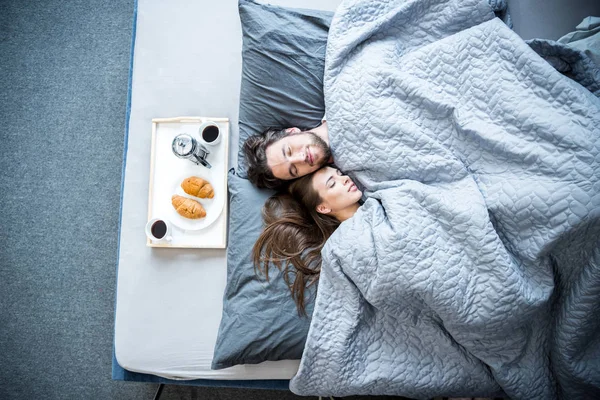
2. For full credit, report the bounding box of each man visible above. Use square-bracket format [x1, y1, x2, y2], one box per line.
[243, 120, 332, 189]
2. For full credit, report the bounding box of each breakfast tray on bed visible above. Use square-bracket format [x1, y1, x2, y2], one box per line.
[146, 117, 229, 249]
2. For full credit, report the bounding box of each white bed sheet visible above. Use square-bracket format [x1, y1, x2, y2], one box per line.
[114, 0, 341, 380]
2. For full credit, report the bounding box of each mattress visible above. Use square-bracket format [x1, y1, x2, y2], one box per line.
[113, 0, 341, 381]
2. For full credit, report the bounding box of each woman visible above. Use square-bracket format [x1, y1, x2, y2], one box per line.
[253, 166, 362, 315]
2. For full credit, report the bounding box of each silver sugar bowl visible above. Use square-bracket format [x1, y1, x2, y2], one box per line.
[171, 134, 211, 169]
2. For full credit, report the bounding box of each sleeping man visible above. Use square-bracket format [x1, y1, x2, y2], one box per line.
[243, 120, 332, 189]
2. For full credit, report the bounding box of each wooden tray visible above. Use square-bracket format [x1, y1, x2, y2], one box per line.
[147, 116, 229, 248]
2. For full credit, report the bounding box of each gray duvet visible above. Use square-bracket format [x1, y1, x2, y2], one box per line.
[289, 0, 600, 398]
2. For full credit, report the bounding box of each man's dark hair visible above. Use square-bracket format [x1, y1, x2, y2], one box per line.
[243, 127, 290, 189]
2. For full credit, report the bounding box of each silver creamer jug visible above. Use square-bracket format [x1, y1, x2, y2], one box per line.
[171, 134, 212, 169]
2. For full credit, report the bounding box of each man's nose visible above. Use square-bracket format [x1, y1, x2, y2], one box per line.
[290, 152, 305, 163]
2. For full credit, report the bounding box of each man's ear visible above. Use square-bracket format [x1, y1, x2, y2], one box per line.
[285, 127, 301, 134]
[316, 204, 331, 214]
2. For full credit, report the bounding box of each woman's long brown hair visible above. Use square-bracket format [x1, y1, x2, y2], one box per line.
[252, 173, 340, 316]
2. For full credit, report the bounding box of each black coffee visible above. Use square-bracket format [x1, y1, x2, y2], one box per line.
[202, 126, 219, 143]
[151, 220, 167, 239]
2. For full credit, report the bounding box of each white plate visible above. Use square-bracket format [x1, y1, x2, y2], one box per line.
[166, 171, 225, 231]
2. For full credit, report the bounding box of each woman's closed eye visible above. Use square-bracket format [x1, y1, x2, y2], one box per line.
[329, 170, 343, 188]
[327, 175, 336, 188]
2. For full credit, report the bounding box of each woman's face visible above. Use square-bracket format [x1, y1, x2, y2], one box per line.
[311, 166, 362, 215]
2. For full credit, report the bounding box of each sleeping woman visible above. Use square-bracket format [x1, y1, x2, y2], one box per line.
[253, 166, 362, 315]
[253, 165, 554, 397]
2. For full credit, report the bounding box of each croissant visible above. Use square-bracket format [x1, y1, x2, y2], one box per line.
[181, 176, 214, 199]
[171, 195, 206, 219]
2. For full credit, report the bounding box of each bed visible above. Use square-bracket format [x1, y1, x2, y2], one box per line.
[113, 0, 600, 396]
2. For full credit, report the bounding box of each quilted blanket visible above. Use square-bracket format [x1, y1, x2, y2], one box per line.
[290, 0, 600, 398]
[527, 38, 600, 97]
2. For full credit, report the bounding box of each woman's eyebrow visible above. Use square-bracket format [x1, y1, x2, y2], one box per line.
[326, 176, 334, 186]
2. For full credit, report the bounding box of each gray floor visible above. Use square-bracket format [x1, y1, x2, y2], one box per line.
[0, 0, 599, 399]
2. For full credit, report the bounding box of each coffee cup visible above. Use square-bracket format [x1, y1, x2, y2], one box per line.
[199, 121, 221, 146]
[145, 218, 172, 243]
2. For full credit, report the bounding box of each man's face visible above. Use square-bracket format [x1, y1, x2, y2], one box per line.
[265, 130, 331, 180]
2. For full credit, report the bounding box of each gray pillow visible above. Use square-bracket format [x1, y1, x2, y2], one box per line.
[212, 172, 314, 369]
[212, 0, 332, 369]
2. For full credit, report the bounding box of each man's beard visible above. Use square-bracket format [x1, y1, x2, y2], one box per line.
[306, 131, 331, 166]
